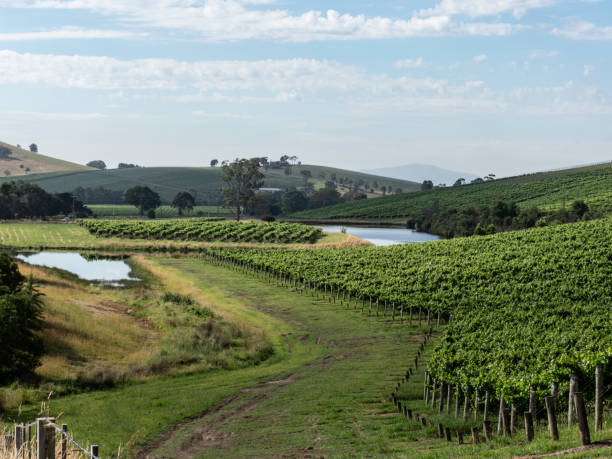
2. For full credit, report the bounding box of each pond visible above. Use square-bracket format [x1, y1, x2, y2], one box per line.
[16, 252, 140, 286]
[319, 225, 440, 246]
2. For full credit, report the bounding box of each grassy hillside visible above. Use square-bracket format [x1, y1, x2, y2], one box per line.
[265, 164, 421, 196]
[0, 164, 418, 204]
[0, 141, 92, 176]
[291, 161, 612, 219]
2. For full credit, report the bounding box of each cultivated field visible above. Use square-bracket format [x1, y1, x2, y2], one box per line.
[292, 162, 612, 220]
[87, 204, 231, 217]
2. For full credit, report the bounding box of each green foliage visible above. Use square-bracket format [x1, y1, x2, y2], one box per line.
[0, 182, 91, 219]
[86, 160, 106, 170]
[171, 191, 195, 215]
[0, 255, 44, 383]
[221, 158, 265, 221]
[124, 186, 161, 216]
[79, 218, 323, 244]
[293, 162, 612, 223]
[202, 218, 612, 404]
[0, 146, 12, 159]
[281, 190, 308, 214]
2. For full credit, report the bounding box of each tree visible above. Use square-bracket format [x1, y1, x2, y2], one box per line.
[281, 190, 308, 214]
[300, 170, 312, 182]
[308, 188, 342, 209]
[118, 163, 140, 169]
[453, 178, 465, 186]
[421, 180, 434, 191]
[470, 177, 484, 184]
[381, 185, 387, 195]
[210, 159, 219, 167]
[172, 191, 195, 216]
[0, 146, 12, 159]
[124, 186, 161, 216]
[0, 254, 44, 383]
[221, 158, 264, 221]
[29, 143, 38, 153]
[572, 199, 589, 218]
[86, 160, 106, 170]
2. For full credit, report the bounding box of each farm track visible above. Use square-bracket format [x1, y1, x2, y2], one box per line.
[136, 257, 424, 458]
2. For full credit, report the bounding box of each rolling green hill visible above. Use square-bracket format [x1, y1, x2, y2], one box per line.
[1, 164, 419, 204]
[291, 162, 612, 220]
[0, 141, 93, 176]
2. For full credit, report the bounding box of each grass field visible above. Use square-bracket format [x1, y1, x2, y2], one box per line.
[88, 204, 232, 217]
[0, 164, 418, 204]
[0, 222, 367, 250]
[4, 257, 609, 458]
[292, 161, 612, 220]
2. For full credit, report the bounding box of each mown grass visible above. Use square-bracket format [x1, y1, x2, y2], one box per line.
[0, 222, 367, 251]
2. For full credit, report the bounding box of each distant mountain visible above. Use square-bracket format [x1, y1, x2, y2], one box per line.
[363, 164, 479, 186]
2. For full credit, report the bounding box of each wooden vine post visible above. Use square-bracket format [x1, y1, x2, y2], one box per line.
[446, 384, 452, 414]
[544, 396, 559, 441]
[573, 392, 591, 446]
[483, 391, 490, 421]
[524, 411, 534, 442]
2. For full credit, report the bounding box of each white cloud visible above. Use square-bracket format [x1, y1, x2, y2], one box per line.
[5, 111, 108, 120]
[551, 22, 612, 40]
[473, 54, 488, 64]
[418, 0, 555, 19]
[584, 65, 594, 77]
[192, 111, 252, 119]
[528, 49, 559, 59]
[0, 26, 146, 41]
[0, 0, 520, 41]
[393, 58, 424, 69]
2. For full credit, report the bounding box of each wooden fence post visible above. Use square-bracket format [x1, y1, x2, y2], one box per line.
[568, 373, 578, 427]
[15, 424, 25, 456]
[60, 424, 68, 459]
[36, 418, 55, 459]
[544, 396, 559, 441]
[524, 412, 534, 442]
[91, 445, 99, 459]
[573, 392, 591, 446]
[595, 364, 603, 432]
[424, 371, 429, 402]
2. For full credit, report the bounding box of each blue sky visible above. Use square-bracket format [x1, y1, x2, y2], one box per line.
[0, 0, 610, 176]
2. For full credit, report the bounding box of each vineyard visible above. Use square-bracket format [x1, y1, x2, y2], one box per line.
[79, 219, 323, 244]
[291, 162, 612, 220]
[201, 217, 611, 412]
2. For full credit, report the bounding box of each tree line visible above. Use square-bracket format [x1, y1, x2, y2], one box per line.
[0, 182, 91, 219]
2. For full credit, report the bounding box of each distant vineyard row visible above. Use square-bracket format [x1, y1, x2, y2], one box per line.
[202, 218, 612, 400]
[292, 163, 612, 220]
[79, 219, 323, 244]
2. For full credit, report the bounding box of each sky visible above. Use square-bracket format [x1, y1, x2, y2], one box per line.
[0, 0, 611, 177]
